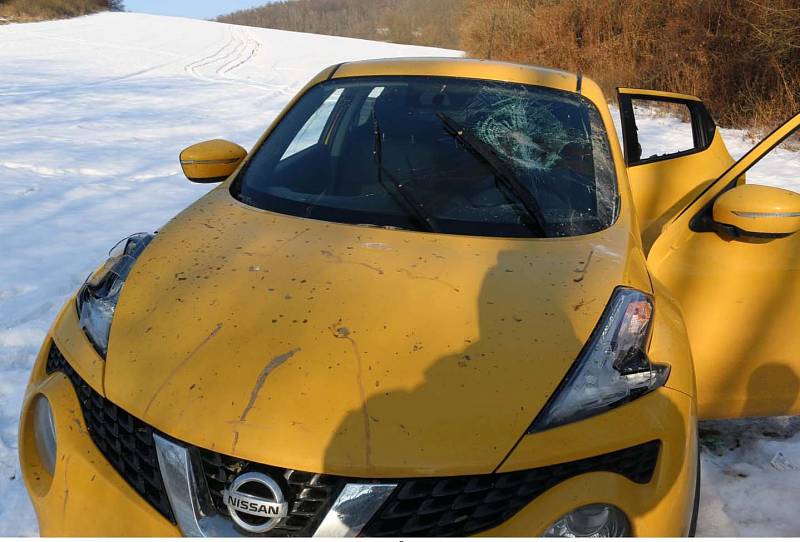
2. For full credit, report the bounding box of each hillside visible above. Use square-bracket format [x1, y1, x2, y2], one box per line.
[0, 11, 457, 534]
[219, 0, 800, 129]
[217, 0, 463, 49]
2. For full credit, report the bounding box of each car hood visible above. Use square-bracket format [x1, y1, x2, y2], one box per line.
[105, 186, 650, 477]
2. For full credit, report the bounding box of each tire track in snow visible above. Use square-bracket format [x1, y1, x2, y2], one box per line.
[214, 33, 249, 75]
[219, 35, 261, 75]
[182, 28, 291, 94]
[184, 34, 237, 74]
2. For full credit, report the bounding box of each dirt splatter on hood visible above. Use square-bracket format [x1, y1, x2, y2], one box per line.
[104, 186, 649, 476]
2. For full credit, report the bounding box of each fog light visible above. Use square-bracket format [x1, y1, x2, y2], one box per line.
[543, 504, 630, 537]
[32, 395, 57, 475]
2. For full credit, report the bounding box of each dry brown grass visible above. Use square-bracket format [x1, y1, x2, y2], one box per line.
[461, 0, 800, 129]
[220, 0, 799, 128]
[0, 0, 122, 23]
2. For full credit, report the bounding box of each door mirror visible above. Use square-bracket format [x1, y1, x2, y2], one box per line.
[179, 139, 247, 183]
[713, 184, 800, 236]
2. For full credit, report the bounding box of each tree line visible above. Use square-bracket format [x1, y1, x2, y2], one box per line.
[219, 0, 800, 129]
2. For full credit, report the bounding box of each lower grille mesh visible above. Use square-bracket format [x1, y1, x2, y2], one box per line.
[46, 343, 175, 522]
[47, 342, 660, 537]
[361, 441, 660, 536]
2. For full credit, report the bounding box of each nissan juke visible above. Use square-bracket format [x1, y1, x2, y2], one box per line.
[19, 58, 800, 537]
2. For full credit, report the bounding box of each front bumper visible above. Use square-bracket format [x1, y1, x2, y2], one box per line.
[20, 303, 698, 537]
[19, 352, 180, 536]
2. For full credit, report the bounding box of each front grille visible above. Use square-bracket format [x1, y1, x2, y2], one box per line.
[361, 441, 660, 536]
[199, 450, 344, 536]
[46, 344, 175, 522]
[48, 343, 660, 537]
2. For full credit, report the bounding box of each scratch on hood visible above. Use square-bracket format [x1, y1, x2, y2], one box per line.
[143, 322, 223, 416]
[239, 347, 301, 423]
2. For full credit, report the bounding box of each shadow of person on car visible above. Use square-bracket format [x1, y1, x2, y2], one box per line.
[741, 362, 800, 418]
[320, 247, 690, 536]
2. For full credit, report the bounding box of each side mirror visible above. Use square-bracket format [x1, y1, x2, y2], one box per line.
[179, 139, 247, 183]
[713, 184, 800, 236]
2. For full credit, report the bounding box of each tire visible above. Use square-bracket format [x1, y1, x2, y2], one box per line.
[688, 446, 701, 537]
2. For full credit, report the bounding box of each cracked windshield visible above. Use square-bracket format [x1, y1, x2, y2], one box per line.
[234, 76, 618, 237]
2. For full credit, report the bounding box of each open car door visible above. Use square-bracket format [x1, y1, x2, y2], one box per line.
[649, 112, 800, 419]
[617, 88, 734, 251]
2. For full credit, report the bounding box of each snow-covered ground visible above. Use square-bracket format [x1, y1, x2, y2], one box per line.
[0, 12, 459, 535]
[0, 12, 798, 536]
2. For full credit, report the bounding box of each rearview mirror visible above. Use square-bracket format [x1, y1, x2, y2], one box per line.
[713, 184, 800, 237]
[179, 139, 247, 183]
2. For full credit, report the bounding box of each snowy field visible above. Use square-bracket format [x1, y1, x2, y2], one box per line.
[1, 12, 799, 536]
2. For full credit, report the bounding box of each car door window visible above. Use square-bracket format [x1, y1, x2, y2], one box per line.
[618, 92, 717, 166]
[616, 88, 733, 252]
[631, 99, 695, 160]
[738, 133, 800, 191]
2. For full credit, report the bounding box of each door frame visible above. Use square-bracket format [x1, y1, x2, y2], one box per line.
[617, 88, 718, 167]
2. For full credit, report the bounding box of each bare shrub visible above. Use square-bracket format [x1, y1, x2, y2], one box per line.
[217, 0, 463, 49]
[460, 0, 800, 129]
[0, 0, 124, 22]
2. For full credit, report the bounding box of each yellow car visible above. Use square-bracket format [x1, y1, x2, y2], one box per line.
[18, 58, 800, 537]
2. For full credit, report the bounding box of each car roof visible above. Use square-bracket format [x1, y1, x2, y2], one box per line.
[331, 57, 581, 95]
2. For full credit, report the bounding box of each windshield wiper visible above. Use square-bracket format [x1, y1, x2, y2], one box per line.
[436, 111, 549, 237]
[373, 112, 438, 233]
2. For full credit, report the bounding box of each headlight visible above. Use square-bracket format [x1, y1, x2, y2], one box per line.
[77, 233, 153, 358]
[530, 287, 669, 432]
[32, 395, 57, 476]
[543, 504, 630, 537]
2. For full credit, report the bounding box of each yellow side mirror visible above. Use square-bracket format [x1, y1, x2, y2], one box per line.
[713, 184, 800, 236]
[179, 139, 247, 183]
